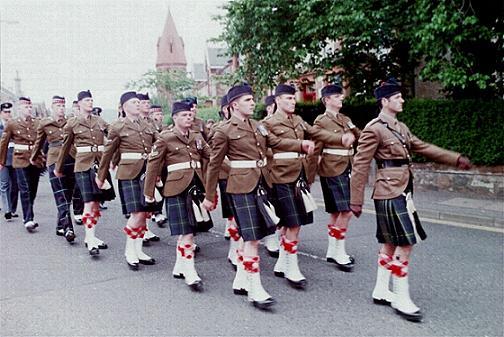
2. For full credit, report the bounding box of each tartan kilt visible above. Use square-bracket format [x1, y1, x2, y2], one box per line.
[75, 168, 115, 203]
[272, 182, 313, 228]
[218, 179, 234, 219]
[165, 179, 212, 236]
[118, 179, 149, 214]
[374, 194, 427, 246]
[230, 189, 275, 242]
[320, 167, 351, 213]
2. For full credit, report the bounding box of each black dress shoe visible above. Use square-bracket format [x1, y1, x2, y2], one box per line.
[373, 298, 392, 306]
[287, 278, 307, 290]
[228, 259, 237, 271]
[85, 242, 108, 249]
[89, 247, 100, 256]
[266, 249, 279, 258]
[65, 229, 76, 242]
[149, 235, 160, 242]
[252, 297, 275, 310]
[194, 244, 200, 253]
[188, 280, 203, 292]
[139, 257, 156, 265]
[334, 256, 355, 272]
[11, 213, 19, 218]
[233, 288, 247, 296]
[4, 212, 12, 220]
[127, 261, 139, 270]
[56, 228, 65, 236]
[395, 308, 423, 322]
[99, 203, 108, 210]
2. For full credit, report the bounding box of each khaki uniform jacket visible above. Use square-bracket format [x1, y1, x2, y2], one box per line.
[205, 115, 304, 202]
[350, 112, 460, 205]
[97, 118, 157, 181]
[144, 128, 211, 198]
[262, 111, 344, 184]
[31, 116, 77, 167]
[313, 111, 360, 177]
[0, 116, 43, 168]
[55, 114, 109, 173]
[208, 120, 231, 180]
[191, 116, 210, 141]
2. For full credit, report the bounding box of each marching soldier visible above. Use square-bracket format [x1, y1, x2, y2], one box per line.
[69, 100, 84, 225]
[262, 84, 343, 289]
[313, 84, 360, 271]
[207, 95, 241, 268]
[261, 94, 280, 257]
[96, 91, 156, 270]
[54, 90, 115, 256]
[150, 105, 167, 133]
[350, 78, 471, 322]
[0, 102, 19, 220]
[0, 97, 43, 231]
[185, 96, 210, 141]
[30, 96, 77, 242]
[144, 100, 212, 291]
[137, 92, 166, 236]
[202, 83, 315, 309]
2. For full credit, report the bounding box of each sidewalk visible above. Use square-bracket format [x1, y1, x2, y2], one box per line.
[310, 181, 504, 230]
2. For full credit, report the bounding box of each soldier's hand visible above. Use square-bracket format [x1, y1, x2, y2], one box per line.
[350, 204, 362, 218]
[144, 195, 155, 203]
[202, 198, 215, 211]
[457, 156, 472, 170]
[342, 132, 356, 148]
[0, 164, 3, 170]
[301, 140, 315, 155]
[109, 163, 116, 171]
[53, 169, 64, 178]
[95, 177, 104, 189]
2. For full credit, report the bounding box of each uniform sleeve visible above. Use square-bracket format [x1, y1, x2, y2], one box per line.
[264, 125, 303, 152]
[144, 137, 168, 199]
[409, 132, 460, 166]
[350, 127, 380, 206]
[305, 121, 343, 146]
[0, 122, 12, 166]
[55, 121, 75, 173]
[97, 125, 120, 182]
[30, 122, 47, 164]
[204, 129, 228, 201]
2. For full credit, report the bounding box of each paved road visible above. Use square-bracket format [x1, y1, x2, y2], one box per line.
[1, 177, 503, 336]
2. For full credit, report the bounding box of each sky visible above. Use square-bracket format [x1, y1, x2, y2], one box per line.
[0, 0, 227, 109]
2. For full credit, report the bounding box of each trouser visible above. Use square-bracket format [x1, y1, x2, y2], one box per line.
[48, 159, 76, 230]
[16, 165, 41, 223]
[0, 165, 18, 213]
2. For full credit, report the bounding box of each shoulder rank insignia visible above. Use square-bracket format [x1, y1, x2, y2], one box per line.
[257, 124, 268, 136]
[195, 138, 203, 150]
[149, 144, 159, 158]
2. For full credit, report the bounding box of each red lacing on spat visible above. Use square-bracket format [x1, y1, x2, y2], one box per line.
[83, 213, 96, 229]
[92, 210, 101, 219]
[123, 226, 140, 239]
[378, 253, 393, 269]
[282, 237, 298, 254]
[137, 225, 147, 239]
[389, 260, 409, 277]
[178, 244, 193, 259]
[227, 225, 241, 241]
[328, 224, 346, 240]
[243, 256, 260, 273]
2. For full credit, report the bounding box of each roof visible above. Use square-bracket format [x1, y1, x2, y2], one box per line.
[206, 47, 230, 69]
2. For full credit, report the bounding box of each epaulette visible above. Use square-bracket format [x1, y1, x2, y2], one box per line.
[364, 117, 381, 129]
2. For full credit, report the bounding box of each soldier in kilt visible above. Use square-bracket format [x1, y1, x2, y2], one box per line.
[137, 93, 164, 241]
[30, 95, 77, 242]
[0, 102, 19, 221]
[350, 78, 472, 322]
[54, 90, 115, 256]
[96, 91, 156, 270]
[144, 101, 212, 291]
[262, 84, 343, 290]
[202, 84, 315, 309]
[313, 84, 361, 271]
[207, 95, 242, 268]
[0, 97, 44, 232]
[261, 95, 280, 257]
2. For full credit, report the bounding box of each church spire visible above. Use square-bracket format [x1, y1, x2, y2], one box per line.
[156, 10, 187, 71]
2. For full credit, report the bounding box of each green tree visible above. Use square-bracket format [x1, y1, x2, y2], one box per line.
[216, 0, 502, 98]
